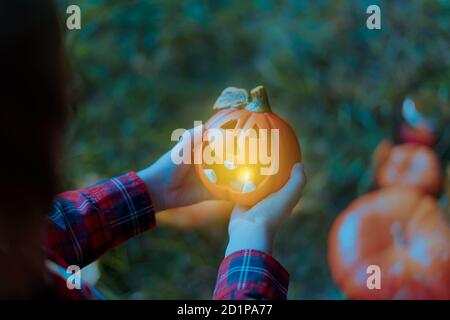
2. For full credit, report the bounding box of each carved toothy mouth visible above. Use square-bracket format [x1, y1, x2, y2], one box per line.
[202, 162, 263, 194]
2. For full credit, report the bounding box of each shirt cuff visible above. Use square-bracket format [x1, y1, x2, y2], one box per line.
[46, 171, 156, 269]
[91, 171, 157, 231]
[213, 249, 289, 300]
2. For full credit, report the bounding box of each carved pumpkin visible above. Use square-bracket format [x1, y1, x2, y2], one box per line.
[195, 86, 301, 206]
[328, 187, 450, 299]
[376, 143, 442, 195]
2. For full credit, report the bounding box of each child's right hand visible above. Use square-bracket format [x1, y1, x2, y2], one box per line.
[225, 163, 306, 256]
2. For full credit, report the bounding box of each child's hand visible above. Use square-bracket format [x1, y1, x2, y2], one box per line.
[225, 163, 306, 256]
[137, 127, 214, 212]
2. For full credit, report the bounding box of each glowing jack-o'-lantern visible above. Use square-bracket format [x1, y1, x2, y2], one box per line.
[195, 86, 301, 206]
[328, 187, 450, 300]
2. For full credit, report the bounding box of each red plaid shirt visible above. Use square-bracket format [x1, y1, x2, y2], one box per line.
[45, 172, 289, 300]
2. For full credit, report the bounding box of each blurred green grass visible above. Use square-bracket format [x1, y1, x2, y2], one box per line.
[58, 0, 449, 299]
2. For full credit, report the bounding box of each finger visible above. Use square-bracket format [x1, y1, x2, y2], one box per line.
[191, 200, 233, 220]
[157, 200, 233, 229]
[278, 162, 306, 200]
[254, 162, 306, 215]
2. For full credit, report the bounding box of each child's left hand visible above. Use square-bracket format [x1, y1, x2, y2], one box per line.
[137, 127, 214, 212]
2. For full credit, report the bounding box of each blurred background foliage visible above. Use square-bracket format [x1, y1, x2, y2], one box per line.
[56, 0, 449, 299]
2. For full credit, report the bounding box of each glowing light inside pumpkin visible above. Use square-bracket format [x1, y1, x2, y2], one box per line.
[201, 136, 267, 194]
[240, 169, 252, 182]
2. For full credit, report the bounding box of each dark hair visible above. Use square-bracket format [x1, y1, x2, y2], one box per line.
[0, 0, 68, 223]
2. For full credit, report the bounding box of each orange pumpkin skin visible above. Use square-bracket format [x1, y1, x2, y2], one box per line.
[195, 86, 301, 207]
[328, 187, 450, 300]
[376, 143, 443, 195]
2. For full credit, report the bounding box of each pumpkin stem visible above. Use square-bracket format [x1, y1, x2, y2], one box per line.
[246, 85, 272, 113]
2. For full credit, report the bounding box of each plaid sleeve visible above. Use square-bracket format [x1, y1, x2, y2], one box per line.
[45, 171, 155, 268]
[212, 249, 289, 300]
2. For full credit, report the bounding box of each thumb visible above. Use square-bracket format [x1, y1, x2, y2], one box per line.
[253, 163, 306, 218]
[275, 162, 306, 205]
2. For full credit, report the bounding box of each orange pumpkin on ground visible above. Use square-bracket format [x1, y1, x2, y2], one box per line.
[195, 86, 301, 207]
[376, 143, 442, 195]
[328, 187, 450, 299]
